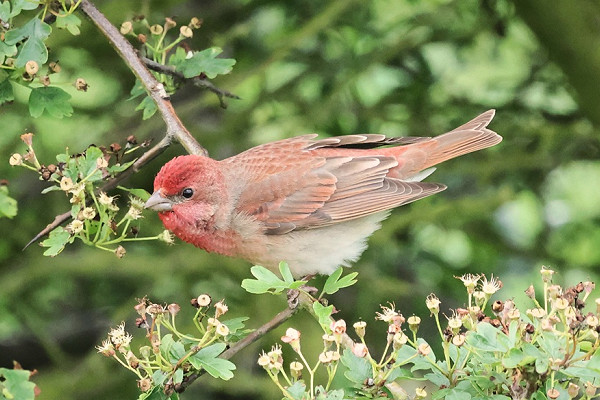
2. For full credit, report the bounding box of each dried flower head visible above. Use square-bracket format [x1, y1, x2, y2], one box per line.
[352, 342, 369, 358]
[376, 303, 399, 323]
[456, 273, 480, 294]
[417, 342, 431, 356]
[257, 351, 270, 367]
[25, 60, 39, 76]
[81, 207, 96, 220]
[158, 230, 175, 244]
[120, 21, 133, 35]
[353, 321, 366, 338]
[196, 294, 212, 307]
[392, 332, 408, 350]
[60, 176, 74, 192]
[426, 294, 441, 315]
[150, 24, 163, 35]
[75, 78, 88, 91]
[216, 323, 230, 337]
[540, 266, 555, 283]
[331, 319, 346, 335]
[290, 361, 303, 379]
[96, 339, 115, 356]
[167, 303, 180, 316]
[9, 153, 23, 166]
[114, 245, 126, 258]
[67, 219, 84, 234]
[214, 300, 228, 318]
[179, 25, 193, 38]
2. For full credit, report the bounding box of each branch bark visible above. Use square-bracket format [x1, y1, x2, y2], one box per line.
[79, 0, 207, 156]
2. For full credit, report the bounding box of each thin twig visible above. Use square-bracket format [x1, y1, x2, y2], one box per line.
[176, 301, 301, 393]
[24, 136, 174, 249]
[141, 57, 241, 109]
[79, 0, 207, 157]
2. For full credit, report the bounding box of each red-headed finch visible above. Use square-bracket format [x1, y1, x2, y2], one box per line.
[145, 110, 501, 276]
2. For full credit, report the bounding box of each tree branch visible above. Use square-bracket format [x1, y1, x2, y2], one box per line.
[141, 57, 241, 109]
[79, 0, 207, 157]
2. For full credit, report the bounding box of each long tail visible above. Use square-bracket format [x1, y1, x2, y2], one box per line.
[388, 110, 501, 179]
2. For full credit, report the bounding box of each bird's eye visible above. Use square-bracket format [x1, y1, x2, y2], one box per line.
[182, 188, 194, 198]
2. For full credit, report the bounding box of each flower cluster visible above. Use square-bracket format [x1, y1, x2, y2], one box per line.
[259, 268, 600, 400]
[97, 295, 242, 395]
[9, 133, 172, 257]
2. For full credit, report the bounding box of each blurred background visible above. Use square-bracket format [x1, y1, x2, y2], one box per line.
[1, 0, 599, 398]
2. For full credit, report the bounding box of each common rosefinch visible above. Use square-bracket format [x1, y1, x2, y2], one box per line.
[145, 110, 501, 276]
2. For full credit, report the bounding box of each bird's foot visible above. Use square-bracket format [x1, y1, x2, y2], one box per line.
[287, 274, 317, 309]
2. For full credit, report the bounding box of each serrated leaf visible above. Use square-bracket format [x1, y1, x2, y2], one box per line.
[160, 334, 186, 364]
[0, 368, 37, 400]
[323, 267, 357, 295]
[9, 0, 39, 18]
[5, 18, 51, 67]
[286, 381, 307, 400]
[0, 185, 17, 218]
[128, 79, 145, 100]
[55, 11, 81, 35]
[0, 77, 14, 105]
[241, 265, 306, 294]
[80, 146, 103, 181]
[29, 86, 73, 118]
[152, 370, 167, 386]
[40, 226, 71, 256]
[135, 95, 157, 120]
[341, 350, 371, 384]
[138, 385, 178, 400]
[117, 186, 151, 201]
[189, 343, 235, 380]
[176, 47, 236, 79]
[221, 317, 249, 335]
[313, 301, 333, 332]
[0, 40, 18, 64]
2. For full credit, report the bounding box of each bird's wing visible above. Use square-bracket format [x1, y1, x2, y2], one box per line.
[225, 135, 444, 234]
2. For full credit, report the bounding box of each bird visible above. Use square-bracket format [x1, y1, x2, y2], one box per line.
[145, 110, 501, 277]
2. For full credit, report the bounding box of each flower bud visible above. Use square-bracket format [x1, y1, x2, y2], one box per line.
[525, 285, 535, 299]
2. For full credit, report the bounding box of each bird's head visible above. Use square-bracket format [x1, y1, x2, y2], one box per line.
[145, 155, 226, 232]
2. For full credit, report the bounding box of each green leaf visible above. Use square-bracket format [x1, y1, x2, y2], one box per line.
[160, 334, 186, 364]
[0, 40, 18, 64]
[286, 381, 307, 400]
[221, 316, 249, 335]
[0, 77, 14, 105]
[189, 343, 236, 380]
[0, 1, 10, 21]
[323, 267, 357, 295]
[0, 368, 36, 400]
[279, 261, 294, 283]
[241, 265, 306, 294]
[117, 186, 151, 201]
[176, 47, 236, 79]
[5, 18, 51, 67]
[55, 11, 81, 35]
[80, 146, 104, 182]
[341, 350, 371, 385]
[138, 385, 178, 400]
[0, 185, 17, 218]
[107, 160, 136, 175]
[28, 86, 73, 118]
[40, 226, 71, 256]
[312, 301, 333, 332]
[501, 348, 527, 369]
[135, 95, 157, 120]
[128, 79, 145, 100]
[9, 0, 39, 18]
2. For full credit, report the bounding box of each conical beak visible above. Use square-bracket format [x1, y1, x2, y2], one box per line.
[145, 190, 173, 212]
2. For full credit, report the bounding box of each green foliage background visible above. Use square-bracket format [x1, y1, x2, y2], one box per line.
[1, 0, 599, 398]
